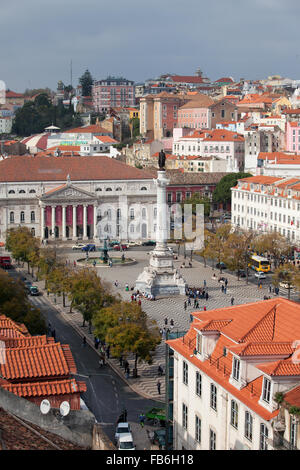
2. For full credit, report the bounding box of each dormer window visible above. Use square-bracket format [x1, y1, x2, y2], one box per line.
[196, 332, 202, 354]
[262, 377, 271, 403]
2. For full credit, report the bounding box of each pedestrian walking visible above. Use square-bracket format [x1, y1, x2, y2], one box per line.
[119, 355, 123, 366]
[139, 413, 145, 428]
[221, 284, 224, 293]
[158, 365, 163, 376]
[164, 317, 168, 326]
[203, 306, 206, 311]
[269, 284, 272, 293]
[225, 278, 228, 287]
[122, 408, 127, 422]
[138, 298, 141, 306]
[73, 260, 76, 267]
[106, 345, 110, 358]
[157, 380, 161, 395]
[190, 314, 193, 322]
[231, 297, 234, 306]
[82, 336, 87, 347]
[184, 301, 187, 311]
[187, 297, 191, 306]
[205, 292, 209, 301]
[170, 318, 174, 326]
[224, 286, 227, 294]
[204, 279, 207, 288]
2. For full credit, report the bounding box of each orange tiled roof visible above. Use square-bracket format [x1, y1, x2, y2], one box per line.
[284, 385, 300, 407]
[2, 378, 87, 398]
[0, 335, 54, 349]
[0, 343, 76, 381]
[0, 316, 29, 337]
[63, 124, 111, 134]
[167, 298, 300, 420]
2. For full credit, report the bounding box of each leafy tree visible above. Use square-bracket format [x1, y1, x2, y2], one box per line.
[6, 227, 40, 273]
[213, 172, 252, 205]
[252, 232, 291, 269]
[205, 224, 231, 272]
[46, 264, 72, 307]
[93, 301, 160, 377]
[272, 263, 299, 300]
[182, 193, 211, 217]
[79, 69, 93, 96]
[68, 268, 115, 328]
[223, 229, 254, 282]
[37, 247, 59, 288]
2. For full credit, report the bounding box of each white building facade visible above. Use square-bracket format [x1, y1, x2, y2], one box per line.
[231, 175, 300, 243]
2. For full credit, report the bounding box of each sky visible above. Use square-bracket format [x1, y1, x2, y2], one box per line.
[1, 0, 300, 92]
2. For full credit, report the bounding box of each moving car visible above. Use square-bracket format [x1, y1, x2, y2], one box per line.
[254, 272, 266, 279]
[115, 422, 132, 443]
[216, 262, 227, 270]
[117, 433, 135, 450]
[81, 244, 96, 252]
[29, 286, 39, 296]
[72, 243, 86, 250]
[142, 240, 156, 246]
[24, 280, 33, 293]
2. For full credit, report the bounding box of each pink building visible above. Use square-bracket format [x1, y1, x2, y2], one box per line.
[92, 77, 135, 113]
[177, 94, 214, 129]
[285, 121, 300, 155]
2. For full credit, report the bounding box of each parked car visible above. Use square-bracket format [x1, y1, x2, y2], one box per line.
[254, 272, 266, 279]
[115, 422, 132, 443]
[142, 240, 156, 246]
[24, 280, 32, 293]
[152, 429, 166, 449]
[72, 243, 86, 250]
[109, 241, 120, 247]
[216, 262, 227, 270]
[117, 433, 135, 450]
[113, 244, 127, 251]
[81, 244, 96, 252]
[29, 286, 39, 296]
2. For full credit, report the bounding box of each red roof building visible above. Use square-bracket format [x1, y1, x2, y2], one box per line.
[167, 298, 300, 450]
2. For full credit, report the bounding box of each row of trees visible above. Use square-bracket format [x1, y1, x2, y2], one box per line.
[6, 227, 160, 375]
[197, 226, 300, 294]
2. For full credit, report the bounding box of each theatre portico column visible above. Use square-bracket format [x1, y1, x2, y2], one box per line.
[62, 205, 67, 241]
[93, 205, 98, 241]
[40, 204, 45, 240]
[72, 205, 77, 240]
[51, 205, 55, 239]
[83, 204, 88, 240]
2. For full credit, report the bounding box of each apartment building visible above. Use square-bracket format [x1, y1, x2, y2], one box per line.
[231, 175, 300, 243]
[286, 121, 300, 155]
[172, 129, 245, 173]
[167, 298, 300, 450]
[92, 77, 135, 112]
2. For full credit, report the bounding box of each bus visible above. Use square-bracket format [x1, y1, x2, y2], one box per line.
[249, 255, 270, 273]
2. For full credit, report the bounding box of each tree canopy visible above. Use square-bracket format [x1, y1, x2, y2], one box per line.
[213, 172, 252, 204]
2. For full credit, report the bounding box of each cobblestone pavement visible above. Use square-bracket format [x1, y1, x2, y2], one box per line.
[15, 244, 299, 403]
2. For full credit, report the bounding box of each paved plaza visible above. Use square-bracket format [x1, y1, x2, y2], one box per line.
[38, 243, 298, 403]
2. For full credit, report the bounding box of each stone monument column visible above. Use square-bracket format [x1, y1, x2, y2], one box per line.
[155, 171, 169, 251]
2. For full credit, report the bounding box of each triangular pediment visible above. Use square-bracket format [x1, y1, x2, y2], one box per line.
[41, 183, 95, 201]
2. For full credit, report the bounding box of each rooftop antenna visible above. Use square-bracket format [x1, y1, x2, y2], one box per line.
[70, 59, 73, 88]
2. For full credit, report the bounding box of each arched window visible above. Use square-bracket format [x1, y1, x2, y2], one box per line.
[9, 211, 14, 223]
[20, 211, 25, 223]
[96, 188, 102, 192]
[130, 208, 134, 220]
[116, 187, 122, 191]
[30, 211, 35, 222]
[105, 187, 112, 192]
[8, 190, 15, 194]
[141, 187, 147, 191]
[29, 189, 36, 194]
[19, 190, 26, 194]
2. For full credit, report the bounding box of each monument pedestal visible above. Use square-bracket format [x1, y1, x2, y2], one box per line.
[135, 171, 187, 296]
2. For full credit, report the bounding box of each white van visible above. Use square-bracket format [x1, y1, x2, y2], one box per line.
[117, 433, 135, 450]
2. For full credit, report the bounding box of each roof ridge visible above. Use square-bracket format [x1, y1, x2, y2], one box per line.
[240, 303, 277, 343]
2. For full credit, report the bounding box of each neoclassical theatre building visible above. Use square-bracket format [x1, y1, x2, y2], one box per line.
[0, 155, 157, 242]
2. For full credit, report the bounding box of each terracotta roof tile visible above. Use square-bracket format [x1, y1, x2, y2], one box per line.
[2, 378, 86, 398]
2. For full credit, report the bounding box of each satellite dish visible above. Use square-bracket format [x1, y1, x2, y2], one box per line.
[40, 399, 51, 415]
[60, 401, 70, 417]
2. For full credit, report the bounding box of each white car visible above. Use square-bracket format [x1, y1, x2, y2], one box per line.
[72, 243, 86, 250]
[117, 433, 135, 450]
[115, 422, 131, 443]
[254, 272, 266, 279]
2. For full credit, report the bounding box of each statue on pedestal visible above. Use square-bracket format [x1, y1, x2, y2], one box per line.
[158, 150, 166, 170]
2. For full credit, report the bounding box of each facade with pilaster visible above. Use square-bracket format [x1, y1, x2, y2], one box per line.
[0, 155, 156, 243]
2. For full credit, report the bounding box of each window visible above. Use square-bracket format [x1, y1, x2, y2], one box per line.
[196, 333, 202, 354]
[262, 377, 271, 403]
[232, 357, 240, 381]
[30, 211, 35, 222]
[260, 423, 268, 450]
[130, 208, 134, 220]
[209, 429, 216, 450]
[19, 190, 25, 194]
[196, 371, 202, 397]
[230, 400, 238, 429]
[8, 190, 15, 194]
[182, 403, 188, 430]
[116, 187, 122, 191]
[20, 211, 25, 223]
[210, 384, 217, 410]
[96, 187, 102, 192]
[245, 411, 253, 441]
[105, 187, 112, 191]
[9, 211, 14, 223]
[141, 186, 147, 191]
[29, 189, 36, 193]
[195, 415, 201, 443]
[183, 361, 188, 385]
[290, 418, 297, 448]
